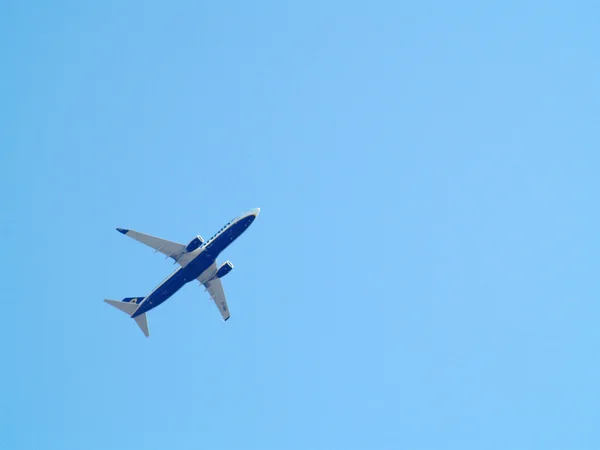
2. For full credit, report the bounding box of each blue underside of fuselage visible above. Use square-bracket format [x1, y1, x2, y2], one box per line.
[130, 215, 256, 318]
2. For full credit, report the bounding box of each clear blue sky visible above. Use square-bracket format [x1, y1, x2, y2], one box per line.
[2, 1, 599, 449]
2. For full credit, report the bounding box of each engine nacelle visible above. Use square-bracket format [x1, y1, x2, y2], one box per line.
[185, 235, 205, 252]
[216, 261, 234, 279]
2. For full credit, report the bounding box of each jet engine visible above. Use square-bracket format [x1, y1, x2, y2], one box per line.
[215, 261, 234, 279]
[185, 235, 205, 252]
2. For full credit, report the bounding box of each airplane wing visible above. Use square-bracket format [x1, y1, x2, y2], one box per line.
[204, 277, 230, 321]
[116, 228, 186, 263]
[197, 262, 230, 321]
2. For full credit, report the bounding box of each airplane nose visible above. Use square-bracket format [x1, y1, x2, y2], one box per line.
[251, 208, 260, 216]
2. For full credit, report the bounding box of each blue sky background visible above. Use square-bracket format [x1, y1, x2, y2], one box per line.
[2, 1, 600, 449]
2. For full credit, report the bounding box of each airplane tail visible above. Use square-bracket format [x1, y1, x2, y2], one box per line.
[104, 298, 150, 337]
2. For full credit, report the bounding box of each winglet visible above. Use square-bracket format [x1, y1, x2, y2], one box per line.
[116, 228, 129, 235]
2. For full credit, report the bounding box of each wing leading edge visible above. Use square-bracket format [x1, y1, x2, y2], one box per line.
[117, 228, 187, 263]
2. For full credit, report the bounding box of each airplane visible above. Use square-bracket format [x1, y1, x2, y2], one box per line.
[104, 208, 260, 337]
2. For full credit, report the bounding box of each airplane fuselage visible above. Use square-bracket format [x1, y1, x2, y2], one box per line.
[131, 210, 258, 318]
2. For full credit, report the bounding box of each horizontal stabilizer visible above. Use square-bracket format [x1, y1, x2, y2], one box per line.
[104, 299, 138, 315]
[134, 314, 149, 337]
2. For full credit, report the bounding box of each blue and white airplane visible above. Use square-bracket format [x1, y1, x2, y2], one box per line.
[105, 208, 260, 337]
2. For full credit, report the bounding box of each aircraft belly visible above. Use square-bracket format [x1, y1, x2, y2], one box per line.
[205, 217, 252, 256]
[136, 270, 186, 313]
[186, 251, 214, 277]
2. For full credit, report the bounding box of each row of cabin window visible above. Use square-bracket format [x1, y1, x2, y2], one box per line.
[205, 222, 232, 245]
